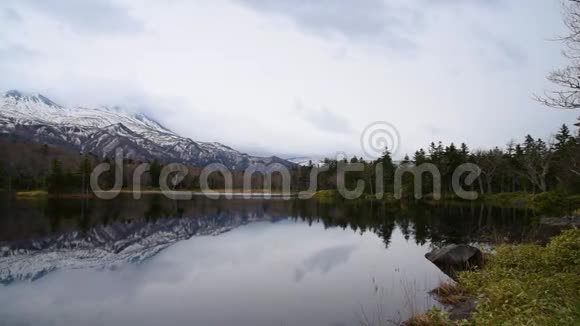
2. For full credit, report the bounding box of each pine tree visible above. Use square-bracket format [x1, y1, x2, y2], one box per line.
[414, 148, 427, 165]
[378, 148, 395, 193]
[555, 124, 572, 151]
[460, 143, 470, 161]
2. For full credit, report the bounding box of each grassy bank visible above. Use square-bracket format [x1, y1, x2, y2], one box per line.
[15, 190, 49, 198]
[311, 190, 580, 213]
[15, 190, 94, 199]
[12, 188, 296, 198]
[408, 229, 580, 325]
[482, 191, 580, 215]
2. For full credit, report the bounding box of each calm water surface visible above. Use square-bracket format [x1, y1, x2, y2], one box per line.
[0, 195, 538, 326]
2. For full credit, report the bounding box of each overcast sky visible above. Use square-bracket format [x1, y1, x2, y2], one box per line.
[0, 0, 578, 159]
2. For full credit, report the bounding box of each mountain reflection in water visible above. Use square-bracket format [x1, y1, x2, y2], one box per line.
[0, 195, 542, 326]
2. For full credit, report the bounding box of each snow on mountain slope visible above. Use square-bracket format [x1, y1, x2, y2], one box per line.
[0, 90, 292, 169]
[286, 157, 327, 167]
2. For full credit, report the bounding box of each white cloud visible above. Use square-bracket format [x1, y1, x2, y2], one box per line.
[0, 0, 577, 159]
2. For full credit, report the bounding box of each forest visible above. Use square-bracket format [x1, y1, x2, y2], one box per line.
[0, 120, 578, 200]
[304, 121, 580, 197]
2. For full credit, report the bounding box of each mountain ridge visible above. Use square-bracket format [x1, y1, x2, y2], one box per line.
[0, 90, 292, 170]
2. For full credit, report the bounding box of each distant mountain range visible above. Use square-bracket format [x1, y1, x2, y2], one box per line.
[286, 156, 327, 167]
[0, 90, 292, 169]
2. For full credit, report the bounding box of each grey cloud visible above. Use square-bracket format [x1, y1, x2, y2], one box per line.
[7, 0, 142, 34]
[236, 0, 505, 53]
[236, 0, 422, 51]
[239, 0, 386, 38]
[2, 7, 22, 23]
[473, 27, 528, 70]
[493, 38, 527, 68]
[294, 99, 353, 134]
[424, 0, 501, 8]
[0, 43, 38, 61]
[423, 124, 448, 138]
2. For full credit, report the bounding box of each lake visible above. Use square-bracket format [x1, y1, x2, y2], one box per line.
[0, 195, 539, 326]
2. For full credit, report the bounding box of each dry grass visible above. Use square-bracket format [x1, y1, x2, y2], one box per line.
[403, 316, 443, 326]
[15, 190, 48, 197]
[403, 308, 450, 326]
[429, 281, 471, 305]
[15, 190, 94, 199]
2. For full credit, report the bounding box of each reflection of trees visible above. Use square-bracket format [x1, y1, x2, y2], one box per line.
[376, 221, 396, 248]
[293, 200, 538, 248]
[1, 195, 539, 246]
[144, 195, 162, 221]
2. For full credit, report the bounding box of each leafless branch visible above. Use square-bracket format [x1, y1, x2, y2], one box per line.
[537, 1, 580, 110]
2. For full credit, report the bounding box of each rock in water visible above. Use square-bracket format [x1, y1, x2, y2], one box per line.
[425, 244, 483, 278]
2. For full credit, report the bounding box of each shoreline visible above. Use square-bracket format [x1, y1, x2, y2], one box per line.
[406, 229, 580, 325]
[13, 189, 300, 199]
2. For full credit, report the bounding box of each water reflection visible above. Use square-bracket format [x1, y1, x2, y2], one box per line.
[1, 221, 443, 326]
[294, 245, 357, 282]
[0, 195, 540, 248]
[0, 195, 543, 326]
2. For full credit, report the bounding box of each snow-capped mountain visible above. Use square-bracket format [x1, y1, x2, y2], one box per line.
[286, 156, 327, 167]
[0, 214, 283, 284]
[0, 90, 291, 169]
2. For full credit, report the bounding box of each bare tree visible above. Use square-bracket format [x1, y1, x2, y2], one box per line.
[521, 137, 554, 193]
[536, 1, 580, 109]
[473, 148, 504, 194]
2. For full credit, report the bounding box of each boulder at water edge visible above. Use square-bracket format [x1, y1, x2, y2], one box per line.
[425, 244, 483, 278]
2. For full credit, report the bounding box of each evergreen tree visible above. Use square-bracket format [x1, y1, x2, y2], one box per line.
[459, 143, 470, 161]
[377, 148, 395, 193]
[413, 148, 427, 165]
[555, 124, 572, 151]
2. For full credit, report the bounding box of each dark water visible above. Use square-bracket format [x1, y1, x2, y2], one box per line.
[0, 195, 539, 326]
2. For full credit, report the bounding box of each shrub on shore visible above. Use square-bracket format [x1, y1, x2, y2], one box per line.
[483, 191, 580, 215]
[409, 229, 580, 325]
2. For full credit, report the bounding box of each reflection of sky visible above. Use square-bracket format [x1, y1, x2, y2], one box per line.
[294, 244, 357, 282]
[0, 220, 448, 326]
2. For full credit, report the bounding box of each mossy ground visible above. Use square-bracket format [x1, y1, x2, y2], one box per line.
[409, 229, 580, 325]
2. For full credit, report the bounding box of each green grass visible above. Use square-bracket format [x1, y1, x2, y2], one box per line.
[481, 191, 532, 206]
[311, 189, 339, 203]
[483, 191, 580, 215]
[458, 229, 580, 325]
[409, 229, 580, 325]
